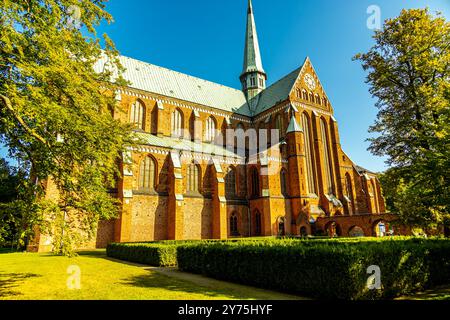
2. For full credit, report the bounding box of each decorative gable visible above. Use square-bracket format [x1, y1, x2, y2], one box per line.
[289, 57, 332, 113]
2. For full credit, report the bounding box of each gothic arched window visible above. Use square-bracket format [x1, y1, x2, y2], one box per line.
[186, 162, 200, 193]
[171, 108, 184, 138]
[225, 167, 237, 198]
[230, 213, 239, 236]
[302, 90, 308, 101]
[275, 114, 283, 133]
[205, 116, 217, 142]
[345, 173, 354, 215]
[315, 94, 321, 105]
[251, 167, 260, 198]
[139, 156, 156, 191]
[130, 100, 145, 130]
[320, 118, 333, 195]
[301, 113, 316, 194]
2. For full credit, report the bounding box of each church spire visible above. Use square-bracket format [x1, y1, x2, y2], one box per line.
[240, 0, 267, 102]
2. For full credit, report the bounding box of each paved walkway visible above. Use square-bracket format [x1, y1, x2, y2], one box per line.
[148, 267, 308, 300]
[105, 256, 307, 300]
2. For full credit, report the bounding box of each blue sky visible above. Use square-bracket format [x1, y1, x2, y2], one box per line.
[2, 0, 449, 172]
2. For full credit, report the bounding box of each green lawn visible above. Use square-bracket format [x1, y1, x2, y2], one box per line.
[1, 250, 448, 300]
[0, 250, 302, 300]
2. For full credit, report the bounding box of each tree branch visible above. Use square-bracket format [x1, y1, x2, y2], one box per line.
[0, 94, 50, 147]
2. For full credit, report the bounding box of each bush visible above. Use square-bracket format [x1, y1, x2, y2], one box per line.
[106, 242, 179, 267]
[176, 238, 450, 300]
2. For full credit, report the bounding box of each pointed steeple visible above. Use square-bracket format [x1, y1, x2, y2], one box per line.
[240, 0, 267, 102]
[286, 115, 302, 134]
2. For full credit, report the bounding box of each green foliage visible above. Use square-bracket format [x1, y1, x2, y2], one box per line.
[354, 9, 450, 230]
[176, 238, 450, 300]
[0, 158, 43, 248]
[0, 158, 19, 202]
[106, 242, 180, 267]
[0, 0, 135, 254]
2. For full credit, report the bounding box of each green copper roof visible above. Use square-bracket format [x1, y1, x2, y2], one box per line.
[95, 55, 252, 117]
[252, 65, 304, 114]
[286, 115, 302, 133]
[241, 0, 265, 76]
[133, 132, 241, 159]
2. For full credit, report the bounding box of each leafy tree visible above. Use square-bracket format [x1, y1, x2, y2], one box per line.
[0, 158, 18, 246]
[354, 9, 450, 234]
[0, 0, 135, 255]
[0, 158, 18, 202]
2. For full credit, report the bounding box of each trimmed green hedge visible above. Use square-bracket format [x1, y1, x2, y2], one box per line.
[177, 238, 450, 300]
[106, 242, 179, 267]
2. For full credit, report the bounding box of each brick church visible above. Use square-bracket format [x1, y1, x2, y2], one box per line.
[32, 1, 402, 252]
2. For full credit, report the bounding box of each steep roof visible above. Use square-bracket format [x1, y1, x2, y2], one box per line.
[355, 165, 376, 175]
[95, 53, 310, 119]
[95, 55, 252, 117]
[286, 115, 302, 133]
[250, 66, 303, 115]
[133, 132, 241, 159]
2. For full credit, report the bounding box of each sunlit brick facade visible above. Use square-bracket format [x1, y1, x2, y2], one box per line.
[31, 0, 401, 252]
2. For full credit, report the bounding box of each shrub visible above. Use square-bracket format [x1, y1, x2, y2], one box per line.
[106, 242, 179, 267]
[177, 238, 450, 300]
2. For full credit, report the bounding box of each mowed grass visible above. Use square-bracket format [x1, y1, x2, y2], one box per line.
[0, 250, 302, 300]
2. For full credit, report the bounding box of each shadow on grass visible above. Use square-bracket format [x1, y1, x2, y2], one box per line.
[0, 272, 41, 298]
[401, 285, 450, 300]
[0, 248, 20, 254]
[72, 251, 303, 300]
[121, 272, 252, 300]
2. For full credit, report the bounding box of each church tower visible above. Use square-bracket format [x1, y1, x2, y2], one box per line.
[240, 0, 267, 106]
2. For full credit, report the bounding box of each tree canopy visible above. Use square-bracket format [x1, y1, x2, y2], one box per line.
[354, 8, 450, 233]
[0, 0, 135, 254]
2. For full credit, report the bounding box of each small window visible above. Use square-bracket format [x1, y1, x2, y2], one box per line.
[309, 92, 314, 102]
[139, 156, 156, 191]
[315, 94, 321, 105]
[278, 217, 286, 236]
[302, 90, 308, 100]
[186, 162, 200, 193]
[230, 213, 239, 236]
[275, 114, 283, 132]
[130, 100, 145, 130]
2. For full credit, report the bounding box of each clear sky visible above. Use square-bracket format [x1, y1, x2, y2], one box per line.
[1, 0, 449, 172]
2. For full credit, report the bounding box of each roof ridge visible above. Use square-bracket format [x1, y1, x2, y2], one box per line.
[264, 65, 303, 90]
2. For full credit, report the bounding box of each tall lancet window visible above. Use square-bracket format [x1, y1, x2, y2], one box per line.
[320, 118, 333, 195]
[205, 116, 217, 142]
[275, 114, 283, 133]
[302, 113, 316, 194]
[171, 109, 183, 138]
[345, 173, 354, 215]
[225, 167, 237, 198]
[186, 162, 200, 193]
[139, 156, 156, 191]
[130, 100, 145, 130]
